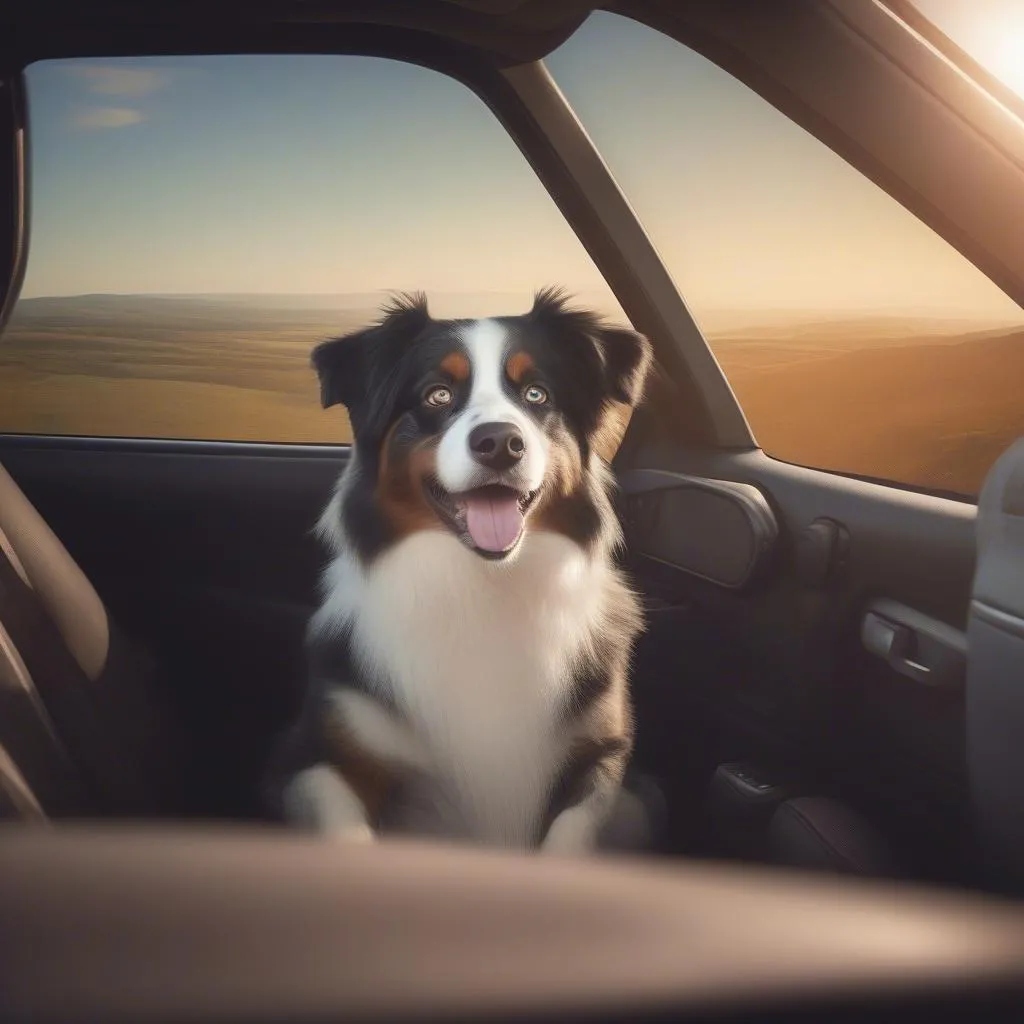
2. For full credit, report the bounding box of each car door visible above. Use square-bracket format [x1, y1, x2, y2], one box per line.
[538, 1, 1024, 884]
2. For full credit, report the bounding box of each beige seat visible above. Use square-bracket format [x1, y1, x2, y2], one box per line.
[0, 463, 185, 820]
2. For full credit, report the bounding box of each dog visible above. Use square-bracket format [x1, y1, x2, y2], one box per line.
[267, 287, 652, 855]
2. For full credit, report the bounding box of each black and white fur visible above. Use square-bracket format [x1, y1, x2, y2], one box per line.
[267, 288, 652, 855]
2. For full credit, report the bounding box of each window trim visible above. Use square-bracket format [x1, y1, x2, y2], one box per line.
[0, 434, 352, 459]
[879, 0, 1024, 126]
[0, 73, 27, 341]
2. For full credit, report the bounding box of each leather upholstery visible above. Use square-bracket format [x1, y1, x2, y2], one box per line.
[0, 741, 46, 821]
[0, 462, 185, 819]
[769, 797, 899, 877]
[0, 464, 109, 681]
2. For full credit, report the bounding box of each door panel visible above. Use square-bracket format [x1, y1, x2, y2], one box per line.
[0, 437, 348, 817]
[0, 434, 980, 880]
[621, 444, 976, 881]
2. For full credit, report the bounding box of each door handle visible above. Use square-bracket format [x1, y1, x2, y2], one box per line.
[861, 598, 966, 688]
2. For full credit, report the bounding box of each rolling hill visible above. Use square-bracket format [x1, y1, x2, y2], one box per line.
[1, 294, 1021, 496]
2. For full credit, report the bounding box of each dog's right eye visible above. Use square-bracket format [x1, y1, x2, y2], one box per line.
[424, 385, 453, 408]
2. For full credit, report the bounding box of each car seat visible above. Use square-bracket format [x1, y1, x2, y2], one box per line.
[0, 462, 185, 820]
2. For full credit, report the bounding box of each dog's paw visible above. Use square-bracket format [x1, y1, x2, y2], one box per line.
[284, 764, 374, 840]
[327, 823, 376, 844]
[540, 807, 598, 857]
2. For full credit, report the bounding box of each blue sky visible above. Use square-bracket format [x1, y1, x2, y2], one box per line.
[18, 7, 1024, 324]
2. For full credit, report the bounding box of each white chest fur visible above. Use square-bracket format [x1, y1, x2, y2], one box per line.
[312, 528, 613, 846]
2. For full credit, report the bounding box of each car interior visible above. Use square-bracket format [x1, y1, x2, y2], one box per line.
[2, 0, 1024, 1021]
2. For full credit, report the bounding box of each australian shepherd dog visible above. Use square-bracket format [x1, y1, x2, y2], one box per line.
[268, 288, 652, 855]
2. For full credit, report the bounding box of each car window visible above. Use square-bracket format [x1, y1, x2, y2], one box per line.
[546, 12, 1024, 498]
[2, 55, 622, 444]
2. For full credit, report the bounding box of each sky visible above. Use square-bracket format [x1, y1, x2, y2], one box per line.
[17, 7, 1024, 325]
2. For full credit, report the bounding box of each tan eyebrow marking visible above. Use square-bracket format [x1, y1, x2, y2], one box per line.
[440, 351, 470, 381]
[505, 350, 534, 384]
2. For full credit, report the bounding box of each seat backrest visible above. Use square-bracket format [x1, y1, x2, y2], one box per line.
[0, 464, 110, 681]
[0, 740, 47, 821]
[966, 437, 1024, 889]
[0, 462, 185, 819]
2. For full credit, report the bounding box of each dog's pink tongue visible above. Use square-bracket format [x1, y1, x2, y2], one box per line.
[465, 493, 523, 552]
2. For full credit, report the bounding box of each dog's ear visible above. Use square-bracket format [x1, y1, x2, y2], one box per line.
[590, 327, 653, 463]
[529, 287, 653, 461]
[529, 287, 652, 406]
[311, 292, 431, 435]
[594, 326, 653, 408]
[311, 331, 366, 411]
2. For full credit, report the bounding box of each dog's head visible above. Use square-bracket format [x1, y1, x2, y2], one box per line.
[313, 288, 652, 561]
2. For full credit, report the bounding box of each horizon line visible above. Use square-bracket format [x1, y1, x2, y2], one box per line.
[11, 290, 1023, 323]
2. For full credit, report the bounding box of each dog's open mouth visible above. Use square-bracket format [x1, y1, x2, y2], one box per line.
[425, 478, 539, 558]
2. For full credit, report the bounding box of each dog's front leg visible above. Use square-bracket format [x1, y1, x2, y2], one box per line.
[272, 685, 422, 845]
[540, 736, 631, 857]
[282, 763, 376, 843]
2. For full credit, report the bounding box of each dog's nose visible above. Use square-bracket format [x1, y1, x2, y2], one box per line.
[469, 422, 525, 471]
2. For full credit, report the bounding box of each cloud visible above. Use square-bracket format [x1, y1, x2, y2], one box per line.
[66, 65, 172, 97]
[74, 106, 145, 129]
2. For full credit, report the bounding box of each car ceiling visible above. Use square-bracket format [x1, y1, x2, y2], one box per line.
[3, 0, 600, 64]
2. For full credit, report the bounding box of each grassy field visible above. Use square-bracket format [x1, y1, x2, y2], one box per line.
[0, 295, 364, 444]
[1, 294, 1022, 497]
[713, 320, 1024, 496]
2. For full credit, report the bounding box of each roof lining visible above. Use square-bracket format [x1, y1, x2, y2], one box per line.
[2, 1, 595, 67]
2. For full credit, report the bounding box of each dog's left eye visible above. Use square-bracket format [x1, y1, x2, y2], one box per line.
[523, 385, 548, 405]
[424, 385, 454, 407]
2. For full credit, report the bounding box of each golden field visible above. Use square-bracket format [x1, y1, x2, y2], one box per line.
[1, 294, 1021, 497]
[715, 319, 1024, 496]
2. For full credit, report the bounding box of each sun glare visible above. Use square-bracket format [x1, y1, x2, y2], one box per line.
[912, 0, 1024, 99]
[988, 30, 1024, 96]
